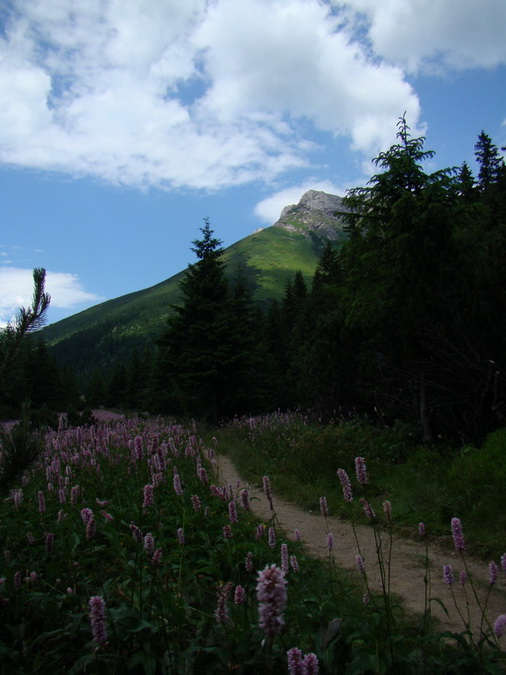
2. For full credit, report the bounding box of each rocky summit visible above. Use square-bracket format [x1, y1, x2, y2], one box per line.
[273, 189, 348, 240]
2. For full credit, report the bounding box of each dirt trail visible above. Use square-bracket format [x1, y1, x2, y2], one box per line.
[216, 454, 506, 640]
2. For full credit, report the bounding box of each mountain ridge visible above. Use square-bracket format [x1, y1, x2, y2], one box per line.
[42, 190, 347, 376]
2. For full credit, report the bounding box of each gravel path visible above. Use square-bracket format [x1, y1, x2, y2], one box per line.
[216, 454, 506, 640]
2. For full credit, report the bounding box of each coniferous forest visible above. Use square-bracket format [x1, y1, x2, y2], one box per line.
[2, 119, 506, 445]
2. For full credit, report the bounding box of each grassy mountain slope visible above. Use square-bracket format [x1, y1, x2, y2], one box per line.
[42, 195, 347, 377]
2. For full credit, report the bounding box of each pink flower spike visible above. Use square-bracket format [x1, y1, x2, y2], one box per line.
[418, 522, 426, 537]
[256, 564, 287, 638]
[228, 500, 239, 524]
[303, 652, 319, 674]
[177, 528, 185, 545]
[281, 543, 289, 573]
[173, 474, 183, 496]
[443, 564, 455, 586]
[287, 648, 304, 675]
[337, 468, 353, 502]
[355, 456, 368, 485]
[494, 614, 506, 638]
[451, 517, 465, 552]
[263, 476, 274, 511]
[319, 496, 328, 517]
[245, 552, 254, 572]
[89, 595, 107, 646]
[268, 527, 276, 549]
[142, 484, 154, 508]
[489, 561, 498, 585]
[234, 585, 246, 604]
[326, 532, 334, 551]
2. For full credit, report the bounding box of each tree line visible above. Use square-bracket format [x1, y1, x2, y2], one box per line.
[2, 120, 505, 444]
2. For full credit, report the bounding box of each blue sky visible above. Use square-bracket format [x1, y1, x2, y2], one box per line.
[1, 0, 505, 326]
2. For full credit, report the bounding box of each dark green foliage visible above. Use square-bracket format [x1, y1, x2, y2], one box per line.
[0, 405, 45, 493]
[155, 219, 271, 421]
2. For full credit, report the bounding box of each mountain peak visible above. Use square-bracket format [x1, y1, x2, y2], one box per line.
[274, 189, 346, 240]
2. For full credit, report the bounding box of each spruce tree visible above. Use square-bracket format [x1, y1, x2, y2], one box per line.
[157, 219, 232, 421]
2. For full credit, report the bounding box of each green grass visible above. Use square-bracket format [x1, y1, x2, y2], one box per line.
[217, 413, 506, 558]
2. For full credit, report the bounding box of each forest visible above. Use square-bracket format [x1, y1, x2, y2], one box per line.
[2, 118, 506, 445]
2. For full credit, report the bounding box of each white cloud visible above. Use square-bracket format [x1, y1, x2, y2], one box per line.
[0, 0, 422, 190]
[0, 267, 103, 326]
[338, 0, 506, 72]
[255, 180, 346, 224]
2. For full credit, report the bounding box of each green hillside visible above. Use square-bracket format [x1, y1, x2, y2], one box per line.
[42, 208, 346, 377]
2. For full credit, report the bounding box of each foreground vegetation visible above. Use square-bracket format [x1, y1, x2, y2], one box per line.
[0, 414, 505, 673]
[219, 411, 506, 558]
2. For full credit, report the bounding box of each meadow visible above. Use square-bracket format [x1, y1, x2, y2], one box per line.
[0, 413, 505, 673]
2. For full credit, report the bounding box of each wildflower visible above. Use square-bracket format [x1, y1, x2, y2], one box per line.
[460, 570, 467, 585]
[152, 548, 163, 566]
[144, 533, 155, 556]
[287, 648, 304, 675]
[58, 488, 66, 504]
[256, 564, 287, 638]
[256, 523, 265, 540]
[142, 484, 154, 508]
[418, 522, 426, 537]
[327, 532, 334, 551]
[355, 456, 368, 485]
[130, 521, 142, 544]
[281, 543, 289, 573]
[223, 524, 232, 539]
[101, 510, 113, 521]
[191, 495, 201, 512]
[355, 554, 365, 575]
[290, 555, 300, 573]
[14, 571, 22, 589]
[215, 582, 232, 624]
[501, 553, 506, 575]
[86, 518, 96, 540]
[494, 614, 506, 638]
[173, 474, 183, 496]
[70, 485, 80, 505]
[245, 552, 254, 572]
[89, 595, 107, 646]
[45, 533, 54, 552]
[443, 564, 455, 586]
[359, 498, 375, 520]
[228, 500, 239, 524]
[319, 496, 328, 517]
[240, 488, 250, 510]
[383, 500, 392, 522]
[133, 435, 143, 462]
[304, 653, 319, 674]
[451, 517, 465, 552]
[197, 466, 208, 485]
[294, 528, 301, 542]
[268, 527, 276, 549]
[489, 561, 498, 585]
[177, 528, 185, 545]
[234, 585, 246, 604]
[263, 475, 274, 511]
[37, 490, 46, 513]
[81, 508, 93, 525]
[337, 468, 353, 502]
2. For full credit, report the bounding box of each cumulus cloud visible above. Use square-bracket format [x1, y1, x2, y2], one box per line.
[0, 267, 103, 326]
[255, 181, 346, 224]
[0, 0, 423, 191]
[339, 0, 506, 72]
[1, 0, 503, 192]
